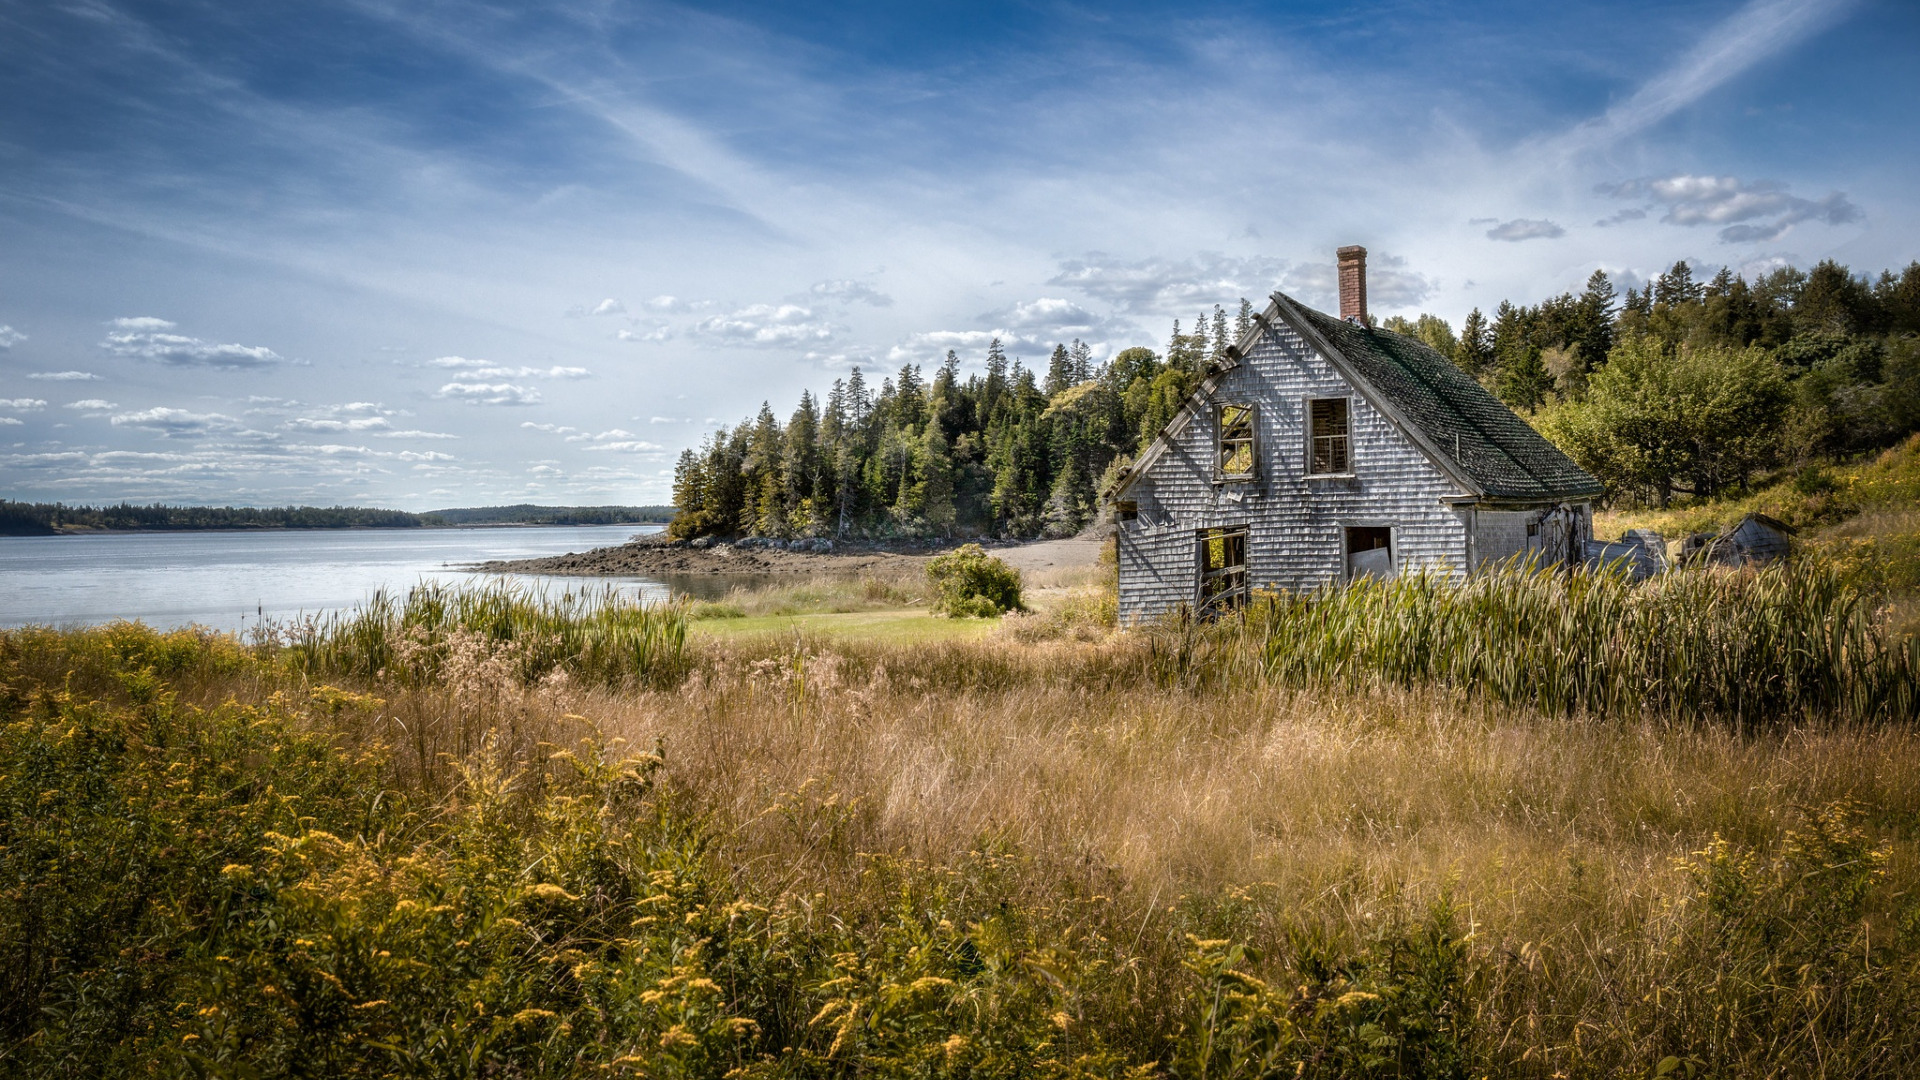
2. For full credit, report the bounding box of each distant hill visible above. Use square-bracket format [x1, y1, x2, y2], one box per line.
[423, 504, 676, 526]
[0, 500, 674, 535]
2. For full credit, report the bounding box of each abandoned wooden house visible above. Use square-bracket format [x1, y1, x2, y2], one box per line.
[1108, 246, 1606, 620]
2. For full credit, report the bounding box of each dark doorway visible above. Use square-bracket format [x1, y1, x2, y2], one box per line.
[1345, 526, 1393, 581]
[1197, 527, 1248, 613]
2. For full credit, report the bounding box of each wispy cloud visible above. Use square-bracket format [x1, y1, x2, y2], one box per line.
[1048, 252, 1290, 315]
[65, 399, 119, 414]
[109, 406, 244, 436]
[1598, 174, 1863, 242]
[427, 356, 590, 379]
[565, 297, 627, 317]
[435, 382, 543, 406]
[1552, 0, 1854, 154]
[27, 370, 101, 381]
[0, 398, 48, 410]
[810, 279, 892, 306]
[101, 317, 283, 368]
[689, 304, 835, 347]
[0, 325, 25, 348]
[1485, 219, 1566, 242]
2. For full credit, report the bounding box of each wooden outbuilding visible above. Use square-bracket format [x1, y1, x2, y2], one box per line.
[1107, 246, 1604, 619]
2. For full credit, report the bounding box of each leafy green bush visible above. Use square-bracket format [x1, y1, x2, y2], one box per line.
[926, 544, 1026, 618]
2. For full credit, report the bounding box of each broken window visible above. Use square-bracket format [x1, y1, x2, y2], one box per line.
[1309, 398, 1350, 475]
[1197, 526, 1249, 613]
[1216, 403, 1255, 481]
[1345, 526, 1393, 581]
[1116, 500, 1138, 523]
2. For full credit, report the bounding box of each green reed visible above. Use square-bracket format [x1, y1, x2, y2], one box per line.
[1257, 558, 1920, 724]
[283, 581, 689, 689]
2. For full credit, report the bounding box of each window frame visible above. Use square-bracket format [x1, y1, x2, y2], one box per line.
[1214, 402, 1257, 483]
[1306, 396, 1353, 477]
[1196, 525, 1250, 614]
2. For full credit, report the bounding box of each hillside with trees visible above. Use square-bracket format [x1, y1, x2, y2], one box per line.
[673, 258, 1920, 540]
[0, 502, 675, 535]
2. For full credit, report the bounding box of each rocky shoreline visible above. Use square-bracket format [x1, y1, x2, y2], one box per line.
[472, 533, 1109, 578]
[472, 533, 939, 576]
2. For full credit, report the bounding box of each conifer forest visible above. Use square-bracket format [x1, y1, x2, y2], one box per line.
[671, 257, 1920, 540]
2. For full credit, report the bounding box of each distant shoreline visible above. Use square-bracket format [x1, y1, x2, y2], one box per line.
[0, 501, 676, 537]
[7, 521, 671, 537]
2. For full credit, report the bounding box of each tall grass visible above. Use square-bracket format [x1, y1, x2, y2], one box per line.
[1254, 559, 1920, 724]
[282, 581, 688, 689]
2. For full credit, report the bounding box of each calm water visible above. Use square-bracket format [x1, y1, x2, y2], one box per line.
[0, 524, 694, 632]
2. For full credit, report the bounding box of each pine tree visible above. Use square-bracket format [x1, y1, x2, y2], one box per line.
[1044, 343, 1075, 397]
[1236, 298, 1255, 346]
[1069, 339, 1094, 384]
[1210, 305, 1231, 364]
[1455, 308, 1492, 377]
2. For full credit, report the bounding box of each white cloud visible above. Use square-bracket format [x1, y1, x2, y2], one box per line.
[27, 370, 100, 381]
[0, 325, 25, 348]
[0, 398, 47, 410]
[649, 416, 691, 423]
[101, 318, 283, 368]
[289, 416, 392, 433]
[428, 356, 590, 378]
[1485, 219, 1567, 242]
[523, 420, 663, 454]
[285, 400, 398, 433]
[566, 297, 627, 316]
[1598, 175, 1863, 243]
[690, 304, 835, 347]
[1049, 252, 1291, 315]
[65, 398, 118, 413]
[380, 429, 461, 439]
[0, 417, 19, 426]
[109, 407, 243, 436]
[810, 279, 893, 306]
[617, 324, 672, 343]
[645, 295, 712, 313]
[397, 450, 456, 462]
[435, 382, 543, 406]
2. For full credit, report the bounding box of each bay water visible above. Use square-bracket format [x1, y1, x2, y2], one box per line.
[0, 524, 698, 632]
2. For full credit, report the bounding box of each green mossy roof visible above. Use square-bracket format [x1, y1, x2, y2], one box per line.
[1281, 297, 1605, 502]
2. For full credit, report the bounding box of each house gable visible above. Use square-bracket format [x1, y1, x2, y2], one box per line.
[1116, 312, 1474, 617]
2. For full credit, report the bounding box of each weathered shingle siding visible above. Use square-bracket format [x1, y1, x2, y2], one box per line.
[1118, 321, 1471, 621]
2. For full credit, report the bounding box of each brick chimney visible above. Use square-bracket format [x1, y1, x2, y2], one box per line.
[1336, 245, 1368, 324]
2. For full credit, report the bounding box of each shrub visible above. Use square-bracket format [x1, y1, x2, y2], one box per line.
[926, 544, 1026, 618]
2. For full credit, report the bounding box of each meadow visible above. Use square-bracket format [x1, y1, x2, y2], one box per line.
[7, 549, 1920, 1079]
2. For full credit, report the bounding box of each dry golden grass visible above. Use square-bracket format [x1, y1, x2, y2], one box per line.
[557, 638, 1920, 927]
[21, 572, 1920, 1075]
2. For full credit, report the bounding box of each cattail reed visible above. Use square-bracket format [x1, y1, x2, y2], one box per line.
[1252, 558, 1918, 724]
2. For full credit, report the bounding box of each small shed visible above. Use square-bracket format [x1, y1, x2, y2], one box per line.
[1686, 513, 1795, 567]
[1583, 529, 1667, 580]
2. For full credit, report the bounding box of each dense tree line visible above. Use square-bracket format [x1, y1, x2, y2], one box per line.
[676, 257, 1920, 538]
[0, 501, 428, 535]
[423, 505, 675, 526]
[1402, 258, 1920, 506]
[0, 502, 675, 535]
[670, 304, 1261, 540]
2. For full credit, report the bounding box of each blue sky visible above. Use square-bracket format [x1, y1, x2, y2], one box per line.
[1, 0, 1914, 508]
